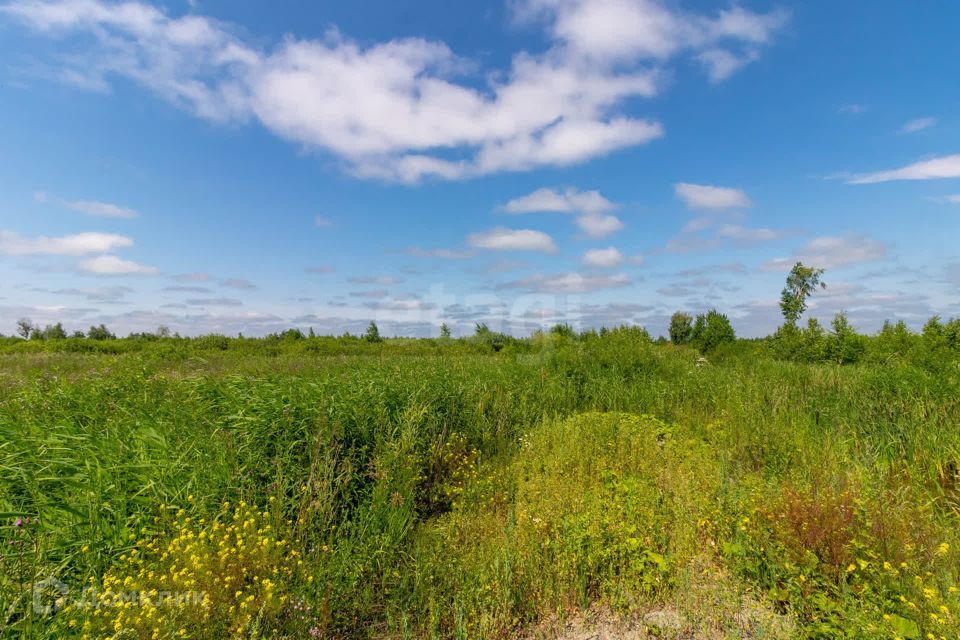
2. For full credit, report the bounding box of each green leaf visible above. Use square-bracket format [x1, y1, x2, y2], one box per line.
[887, 614, 919, 639]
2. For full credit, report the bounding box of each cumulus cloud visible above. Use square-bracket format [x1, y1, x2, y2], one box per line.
[77, 254, 159, 275]
[501, 187, 624, 238]
[674, 183, 752, 210]
[581, 247, 624, 268]
[847, 154, 960, 184]
[517, 0, 787, 64]
[2, 0, 785, 182]
[575, 213, 624, 238]
[467, 228, 558, 253]
[897, 117, 936, 134]
[762, 234, 887, 271]
[0, 230, 133, 255]
[36, 191, 141, 218]
[501, 187, 616, 215]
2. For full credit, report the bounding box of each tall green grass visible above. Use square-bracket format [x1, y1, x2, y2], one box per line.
[1, 333, 958, 638]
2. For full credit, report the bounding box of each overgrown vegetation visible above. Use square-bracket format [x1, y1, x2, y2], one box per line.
[1, 321, 959, 639]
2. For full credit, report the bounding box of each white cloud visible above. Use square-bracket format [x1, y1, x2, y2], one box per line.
[762, 234, 887, 271]
[0, 230, 133, 255]
[716, 223, 783, 243]
[501, 187, 617, 215]
[576, 213, 624, 238]
[674, 182, 751, 210]
[67, 199, 140, 218]
[36, 191, 141, 218]
[77, 254, 159, 275]
[942, 194, 960, 204]
[314, 215, 333, 227]
[518, 0, 786, 65]
[898, 117, 936, 134]
[3, 0, 786, 182]
[697, 48, 758, 83]
[501, 186, 624, 237]
[847, 154, 960, 184]
[504, 271, 630, 294]
[467, 228, 557, 253]
[582, 247, 623, 268]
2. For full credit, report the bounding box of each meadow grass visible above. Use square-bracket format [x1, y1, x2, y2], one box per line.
[1, 332, 958, 638]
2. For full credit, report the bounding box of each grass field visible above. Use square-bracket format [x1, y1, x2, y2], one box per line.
[2, 330, 959, 639]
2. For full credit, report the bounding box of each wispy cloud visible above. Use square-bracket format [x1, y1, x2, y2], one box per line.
[897, 117, 936, 134]
[348, 275, 403, 285]
[0, 230, 133, 256]
[36, 191, 141, 218]
[172, 272, 211, 282]
[846, 154, 960, 184]
[762, 234, 887, 271]
[501, 272, 630, 294]
[221, 278, 256, 290]
[77, 254, 159, 275]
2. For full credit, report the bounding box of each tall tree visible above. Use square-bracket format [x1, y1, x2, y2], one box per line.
[668, 312, 694, 345]
[16, 318, 33, 339]
[780, 262, 826, 326]
[364, 321, 382, 343]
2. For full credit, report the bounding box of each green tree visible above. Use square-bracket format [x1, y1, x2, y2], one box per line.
[16, 318, 33, 339]
[826, 312, 864, 364]
[41, 322, 68, 340]
[780, 262, 826, 326]
[87, 324, 116, 340]
[668, 312, 694, 345]
[364, 321, 382, 343]
[691, 310, 736, 352]
[439, 323, 452, 339]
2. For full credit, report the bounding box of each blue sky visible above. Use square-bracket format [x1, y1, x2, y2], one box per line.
[1, 0, 958, 337]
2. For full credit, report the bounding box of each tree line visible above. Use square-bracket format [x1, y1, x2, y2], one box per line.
[6, 262, 960, 367]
